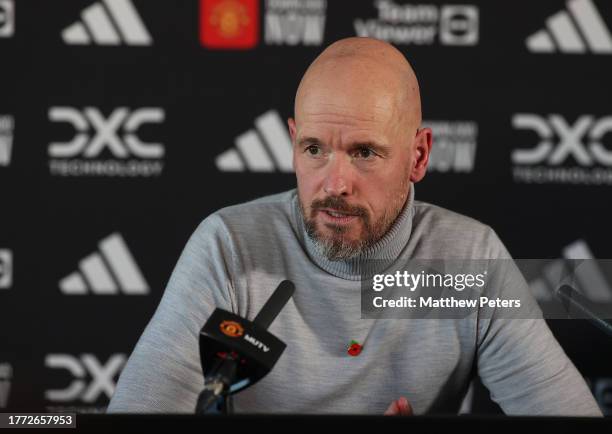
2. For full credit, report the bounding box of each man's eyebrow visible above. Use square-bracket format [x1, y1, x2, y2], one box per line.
[297, 137, 389, 151]
[297, 137, 321, 148]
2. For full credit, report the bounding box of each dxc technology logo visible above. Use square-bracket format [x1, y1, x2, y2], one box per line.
[0, 363, 11, 408]
[512, 114, 612, 185]
[48, 107, 165, 177]
[45, 354, 126, 403]
[0, 0, 14, 38]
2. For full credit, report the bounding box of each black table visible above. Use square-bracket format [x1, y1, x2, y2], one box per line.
[8, 414, 609, 433]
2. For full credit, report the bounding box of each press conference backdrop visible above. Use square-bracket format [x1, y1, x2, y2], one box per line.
[0, 0, 611, 414]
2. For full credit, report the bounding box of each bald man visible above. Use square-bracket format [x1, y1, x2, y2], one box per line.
[108, 38, 602, 416]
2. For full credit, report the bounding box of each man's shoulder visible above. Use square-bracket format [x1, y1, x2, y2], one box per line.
[195, 189, 297, 240]
[216, 189, 296, 220]
[413, 199, 489, 232]
[411, 200, 509, 258]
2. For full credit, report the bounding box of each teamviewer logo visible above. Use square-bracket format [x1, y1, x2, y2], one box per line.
[0, 0, 14, 37]
[440, 5, 479, 46]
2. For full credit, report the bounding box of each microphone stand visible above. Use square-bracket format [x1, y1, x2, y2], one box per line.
[557, 284, 612, 338]
[195, 280, 296, 415]
[195, 355, 237, 414]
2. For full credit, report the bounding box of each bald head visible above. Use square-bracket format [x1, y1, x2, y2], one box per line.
[294, 37, 422, 133]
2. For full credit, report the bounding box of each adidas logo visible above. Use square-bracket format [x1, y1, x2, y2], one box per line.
[62, 0, 152, 46]
[0, 249, 12, 290]
[216, 110, 293, 173]
[59, 233, 149, 295]
[529, 239, 612, 303]
[526, 0, 612, 54]
[0, 114, 14, 167]
[0, 135, 12, 167]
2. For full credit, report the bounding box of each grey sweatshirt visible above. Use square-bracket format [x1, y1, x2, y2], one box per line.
[107, 186, 602, 416]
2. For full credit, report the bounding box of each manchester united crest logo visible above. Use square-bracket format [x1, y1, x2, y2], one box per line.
[219, 320, 244, 338]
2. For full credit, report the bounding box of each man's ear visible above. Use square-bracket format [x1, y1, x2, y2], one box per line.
[288, 117, 297, 144]
[410, 127, 433, 183]
[289, 117, 297, 171]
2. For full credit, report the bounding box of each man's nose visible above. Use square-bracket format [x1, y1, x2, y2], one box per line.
[323, 154, 353, 196]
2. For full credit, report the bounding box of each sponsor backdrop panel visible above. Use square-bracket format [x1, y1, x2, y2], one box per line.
[1, 0, 612, 414]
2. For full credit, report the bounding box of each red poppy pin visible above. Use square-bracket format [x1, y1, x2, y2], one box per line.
[347, 340, 363, 356]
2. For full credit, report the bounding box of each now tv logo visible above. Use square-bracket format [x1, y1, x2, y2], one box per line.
[425, 120, 478, 173]
[200, 0, 326, 49]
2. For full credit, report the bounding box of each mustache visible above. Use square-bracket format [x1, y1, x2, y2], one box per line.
[311, 196, 368, 217]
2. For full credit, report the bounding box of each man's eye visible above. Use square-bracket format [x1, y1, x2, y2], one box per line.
[305, 145, 321, 156]
[354, 147, 376, 159]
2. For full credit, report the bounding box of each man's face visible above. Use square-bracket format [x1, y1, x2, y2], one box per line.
[290, 78, 425, 261]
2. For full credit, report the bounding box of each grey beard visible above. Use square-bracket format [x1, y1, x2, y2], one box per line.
[298, 184, 410, 262]
[304, 219, 371, 261]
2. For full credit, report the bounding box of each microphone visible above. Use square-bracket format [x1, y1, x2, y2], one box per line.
[254, 279, 296, 329]
[556, 284, 612, 337]
[195, 280, 295, 414]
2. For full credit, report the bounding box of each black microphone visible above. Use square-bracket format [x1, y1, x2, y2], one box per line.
[195, 280, 295, 414]
[556, 284, 612, 337]
[254, 280, 295, 329]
